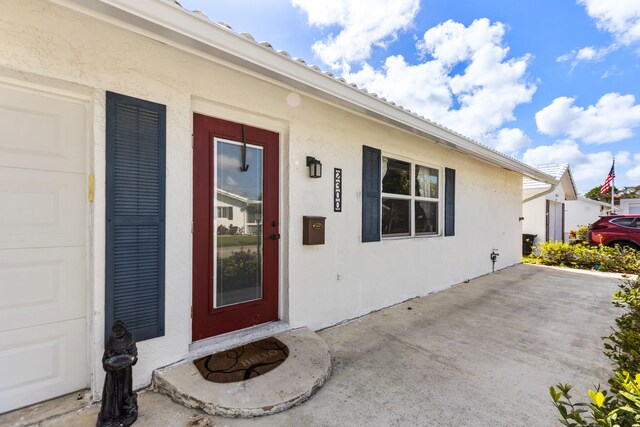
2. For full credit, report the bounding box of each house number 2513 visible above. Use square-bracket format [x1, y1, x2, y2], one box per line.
[334, 168, 342, 212]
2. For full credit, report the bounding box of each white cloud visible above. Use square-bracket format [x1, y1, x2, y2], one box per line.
[340, 55, 452, 122]
[416, 18, 504, 66]
[523, 140, 585, 167]
[293, 7, 535, 155]
[485, 128, 531, 155]
[627, 154, 640, 180]
[217, 154, 239, 170]
[601, 65, 622, 79]
[292, 0, 420, 70]
[522, 140, 632, 192]
[535, 93, 640, 144]
[576, 46, 598, 60]
[556, 44, 617, 69]
[578, 0, 640, 46]
[557, 1, 640, 67]
[557, 45, 612, 64]
[342, 19, 536, 150]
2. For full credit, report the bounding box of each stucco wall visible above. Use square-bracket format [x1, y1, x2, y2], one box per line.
[286, 100, 522, 329]
[0, 0, 524, 397]
[621, 199, 640, 214]
[522, 197, 546, 246]
[522, 181, 573, 246]
[565, 199, 605, 233]
[548, 185, 567, 204]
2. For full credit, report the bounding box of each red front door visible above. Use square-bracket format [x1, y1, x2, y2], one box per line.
[192, 114, 279, 340]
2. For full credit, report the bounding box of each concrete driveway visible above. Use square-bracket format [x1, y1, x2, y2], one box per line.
[4, 264, 622, 426]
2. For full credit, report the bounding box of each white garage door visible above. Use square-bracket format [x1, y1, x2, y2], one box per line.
[0, 85, 88, 413]
[629, 204, 640, 214]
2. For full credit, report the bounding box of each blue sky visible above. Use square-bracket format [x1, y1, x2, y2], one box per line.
[179, 0, 640, 194]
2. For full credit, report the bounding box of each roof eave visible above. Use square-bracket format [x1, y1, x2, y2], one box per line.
[562, 168, 578, 201]
[50, 0, 557, 185]
[576, 196, 610, 207]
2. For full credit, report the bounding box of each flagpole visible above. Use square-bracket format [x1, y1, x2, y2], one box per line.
[611, 157, 615, 214]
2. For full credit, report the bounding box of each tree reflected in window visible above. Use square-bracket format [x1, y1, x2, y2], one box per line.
[381, 156, 440, 237]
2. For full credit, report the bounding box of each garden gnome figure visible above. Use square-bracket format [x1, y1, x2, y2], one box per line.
[97, 320, 138, 427]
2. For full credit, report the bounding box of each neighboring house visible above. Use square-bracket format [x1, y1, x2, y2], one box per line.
[621, 198, 640, 214]
[0, 0, 557, 413]
[565, 197, 609, 238]
[522, 164, 577, 246]
[216, 189, 262, 234]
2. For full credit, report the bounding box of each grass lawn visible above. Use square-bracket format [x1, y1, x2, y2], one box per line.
[217, 234, 258, 247]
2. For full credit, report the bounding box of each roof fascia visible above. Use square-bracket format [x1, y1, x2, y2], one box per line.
[559, 172, 577, 201]
[576, 196, 609, 207]
[562, 168, 578, 200]
[523, 184, 555, 203]
[50, 0, 556, 185]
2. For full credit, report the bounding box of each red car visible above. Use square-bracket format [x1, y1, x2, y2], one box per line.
[587, 215, 640, 250]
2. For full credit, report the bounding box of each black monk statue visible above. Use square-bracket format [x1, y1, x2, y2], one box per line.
[97, 320, 138, 427]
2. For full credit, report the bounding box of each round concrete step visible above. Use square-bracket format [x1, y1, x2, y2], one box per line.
[152, 327, 331, 417]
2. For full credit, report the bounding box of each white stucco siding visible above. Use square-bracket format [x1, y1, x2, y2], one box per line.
[522, 197, 547, 247]
[522, 181, 573, 246]
[285, 98, 523, 330]
[621, 199, 640, 214]
[0, 0, 524, 398]
[216, 195, 248, 230]
[0, 0, 198, 396]
[565, 199, 605, 233]
[547, 185, 567, 204]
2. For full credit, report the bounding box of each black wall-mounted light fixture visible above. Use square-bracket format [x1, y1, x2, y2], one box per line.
[306, 156, 322, 178]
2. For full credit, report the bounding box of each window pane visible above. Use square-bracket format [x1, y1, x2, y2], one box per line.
[415, 201, 438, 234]
[215, 140, 263, 307]
[611, 217, 635, 228]
[382, 198, 410, 236]
[415, 165, 438, 198]
[382, 158, 410, 195]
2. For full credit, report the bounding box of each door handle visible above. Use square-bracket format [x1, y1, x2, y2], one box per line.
[270, 233, 281, 240]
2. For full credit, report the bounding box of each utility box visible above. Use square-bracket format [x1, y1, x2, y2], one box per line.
[303, 216, 326, 245]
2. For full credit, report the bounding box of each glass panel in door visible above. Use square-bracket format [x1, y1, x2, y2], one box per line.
[214, 139, 263, 307]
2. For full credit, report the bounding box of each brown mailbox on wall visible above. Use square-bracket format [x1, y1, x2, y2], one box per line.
[303, 216, 326, 245]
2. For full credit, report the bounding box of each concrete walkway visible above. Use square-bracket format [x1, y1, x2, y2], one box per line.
[2, 264, 623, 426]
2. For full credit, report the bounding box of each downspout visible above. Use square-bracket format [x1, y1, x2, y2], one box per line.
[523, 184, 556, 203]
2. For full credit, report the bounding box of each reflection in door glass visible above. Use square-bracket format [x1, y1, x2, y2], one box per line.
[214, 139, 263, 307]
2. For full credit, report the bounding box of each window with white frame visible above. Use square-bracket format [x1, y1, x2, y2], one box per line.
[217, 206, 233, 220]
[381, 156, 440, 237]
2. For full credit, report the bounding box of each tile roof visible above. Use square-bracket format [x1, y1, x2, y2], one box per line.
[523, 163, 573, 190]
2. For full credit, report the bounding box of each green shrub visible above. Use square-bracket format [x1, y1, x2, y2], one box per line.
[551, 372, 640, 426]
[217, 249, 259, 287]
[525, 241, 640, 274]
[605, 276, 640, 378]
[550, 276, 640, 426]
[217, 224, 241, 236]
[576, 225, 589, 242]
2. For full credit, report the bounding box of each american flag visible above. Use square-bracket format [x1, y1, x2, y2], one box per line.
[600, 160, 615, 194]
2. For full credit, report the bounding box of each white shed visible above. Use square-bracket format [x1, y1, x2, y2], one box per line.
[522, 164, 577, 247]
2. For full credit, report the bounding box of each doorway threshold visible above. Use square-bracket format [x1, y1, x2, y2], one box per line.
[189, 320, 291, 360]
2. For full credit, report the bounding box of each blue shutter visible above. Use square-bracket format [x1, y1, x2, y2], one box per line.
[445, 168, 455, 237]
[362, 146, 381, 242]
[106, 92, 166, 342]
